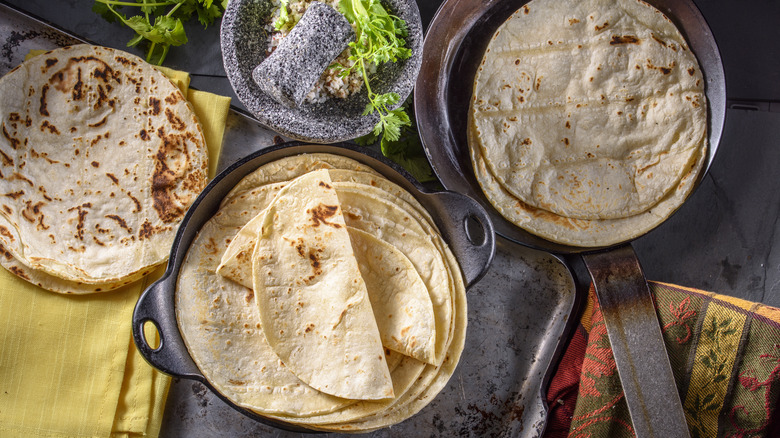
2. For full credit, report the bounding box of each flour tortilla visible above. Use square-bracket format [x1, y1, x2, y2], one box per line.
[308, 233, 467, 433]
[220, 169, 454, 366]
[178, 154, 465, 427]
[251, 169, 394, 400]
[176, 193, 355, 416]
[218, 219, 437, 365]
[0, 44, 208, 287]
[470, 0, 707, 221]
[221, 153, 380, 207]
[177, 170, 417, 417]
[469, 121, 706, 247]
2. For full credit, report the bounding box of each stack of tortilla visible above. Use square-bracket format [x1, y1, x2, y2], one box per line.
[175, 153, 466, 432]
[468, 0, 708, 247]
[0, 44, 208, 293]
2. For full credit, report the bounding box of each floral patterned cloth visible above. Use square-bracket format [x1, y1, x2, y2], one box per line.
[545, 281, 780, 438]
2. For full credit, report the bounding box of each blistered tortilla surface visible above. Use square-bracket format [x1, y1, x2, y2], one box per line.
[470, 0, 707, 223]
[0, 44, 208, 286]
[251, 169, 394, 400]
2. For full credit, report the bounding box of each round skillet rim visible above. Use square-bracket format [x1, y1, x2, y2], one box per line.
[131, 141, 496, 432]
[414, 0, 727, 255]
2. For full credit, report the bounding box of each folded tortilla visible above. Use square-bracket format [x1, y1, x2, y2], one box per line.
[250, 169, 394, 400]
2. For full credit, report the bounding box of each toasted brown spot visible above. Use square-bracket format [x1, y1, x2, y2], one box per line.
[164, 108, 186, 131]
[106, 173, 119, 184]
[595, 21, 609, 31]
[106, 214, 132, 233]
[0, 226, 14, 242]
[2, 124, 20, 151]
[39, 84, 50, 116]
[520, 138, 532, 145]
[149, 97, 161, 116]
[309, 204, 341, 228]
[39, 121, 60, 135]
[688, 67, 695, 76]
[164, 92, 182, 105]
[610, 35, 640, 45]
[8, 265, 29, 280]
[0, 243, 13, 260]
[569, 18, 580, 25]
[150, 128, 201, 223]
[127, 192, 142, 213]
[88, 115, 108, 128]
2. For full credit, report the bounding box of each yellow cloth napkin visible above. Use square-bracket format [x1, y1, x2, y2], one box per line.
[0, 61, 231, 437]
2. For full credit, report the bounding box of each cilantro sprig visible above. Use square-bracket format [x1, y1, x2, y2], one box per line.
[336, 0, 413, 145]
[356, 97, 435, 183]
[92, 0, 227, 65]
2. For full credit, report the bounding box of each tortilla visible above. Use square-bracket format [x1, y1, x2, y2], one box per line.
[469, 0, 707, 223]
[0, 44, 208, 288]
[176, 192, 356, 416]
[177, 153, 466, 428]
[469, 122, 706, 246]
[219, 219, 437, 365]
[250, 169, 394, 400]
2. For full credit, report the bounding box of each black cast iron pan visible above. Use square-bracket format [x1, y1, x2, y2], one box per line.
[415, 0, 726, 436]
[131, 142, 495, 431]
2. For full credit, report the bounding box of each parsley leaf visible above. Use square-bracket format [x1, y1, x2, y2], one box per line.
[92, 0, 226, 65]
[337, 0, 414, 161]
[357, 97, 435, 183]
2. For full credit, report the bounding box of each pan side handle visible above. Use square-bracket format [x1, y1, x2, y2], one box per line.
[132, 276, 204, 380]
[582, 245, 690, 438]
[421, 191, 496, 288]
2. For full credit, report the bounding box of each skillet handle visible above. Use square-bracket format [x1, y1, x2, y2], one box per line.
[582, 244, 690, 438]
[421, 191, 496, 288]
[132, 275, 203, 380]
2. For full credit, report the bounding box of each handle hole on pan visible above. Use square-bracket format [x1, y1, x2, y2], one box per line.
[464, 214, 487, 246]
[142, 320, 162, 351]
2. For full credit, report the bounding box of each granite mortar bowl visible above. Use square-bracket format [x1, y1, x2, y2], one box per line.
[221, 0, 423, 143]
[131, 142, 495, 432]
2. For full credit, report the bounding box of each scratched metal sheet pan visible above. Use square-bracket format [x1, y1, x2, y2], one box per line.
[0, 3, 578, 436]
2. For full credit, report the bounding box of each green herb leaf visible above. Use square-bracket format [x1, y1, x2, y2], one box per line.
[337, 0, 416, 172]
[92, 0, 226, 65]
[273, 0, 291, 31]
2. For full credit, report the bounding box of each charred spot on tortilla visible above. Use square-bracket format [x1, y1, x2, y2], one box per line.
[309, 204, 341, 228]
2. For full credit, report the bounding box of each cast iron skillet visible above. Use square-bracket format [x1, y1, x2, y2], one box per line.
[131, 142, 496, 431]
[415, 0, 726, 436]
